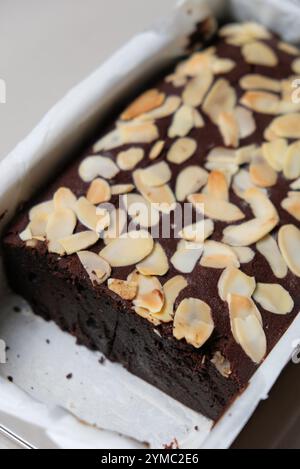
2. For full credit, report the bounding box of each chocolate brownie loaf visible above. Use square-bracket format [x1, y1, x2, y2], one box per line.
[3, 22, 300, 421]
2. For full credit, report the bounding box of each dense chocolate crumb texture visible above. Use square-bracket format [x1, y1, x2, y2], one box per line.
[12, 23, 300, 375]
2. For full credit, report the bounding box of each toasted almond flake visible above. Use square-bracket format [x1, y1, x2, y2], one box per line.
[217, 111, 239, 148]
[19, 226, 33, 242]
[59, 231, 99, 255]
[103, 208, 127, 244]
[254, 283, 294, 315]
[168, 105, 195, 138]
[133, 169, 176, 214]
[46, 208, 76, 254]
[171, 240, 203, 274]
[234, 107, 256, 139]
[264, 126, 278, 142]
[218, 266, 256, 301]
[203, 79, 236, 124]
[240, 91, 280, 115]
[165, 74, 188, 88]
[232, 246, 255, 264]
[223, 216, 278, 247]
[86, 178, 111, 205]
[175, 165, 208, 202]
[193, 109, 205, 128]
[136, 242, 169, 276]
[278, 224, 300, 277]
[242, 41, 278, 67]
[278, 42, 299, 56]
[149, 140, 165, 160]
[233, 169, 264, 198]
[236, 144, 258, 165]
[205, 170, 229, 201]
[100, 230, 154, 267]
[182, 70, 213, 107]
[243, 188, 278, 220]
[250, 153, 278, 188]
[239, 74, 281, 92]
[256, 235, 287, 279]
[283, 141, 300, 179]
[292, 58, 300, 74]
[138, 96, 181, 121]
[267, 114, 300, 139]
[131, 272, 164, 314]
[281, 192, 300, 221]
[205, 161, 239, 178]
[228, 294, 266, 364]
[29, 213, 48, 238]
[77, 251, 111, 285]
[220, 22, 271, 42]
[153, 276, 188, 323]
[121, 89, 165, 121]
[211, 352, 232, 378]
[291, 177, 300, 190]
[79, 156, 119, 182]
[118, 122, 159, 145]
[167, 137, 197, 165]
[173, 298, 214, 349]
[93, 129, 123, 152]
[53, 187, 77, 211]
[76, 197, 110, 232]
[211, 58, 236, 74]
[111, 184, 134, 195]
[176, 49, 216, 77]
[123, 193, 160, 228]
[179, 219, 214, 243]
[133, 306, 161, 326]
[140, 161, 171, 187]
[116, 148, 144, 171]
[108, 278, 137, 300]
[29, 201, 54, 221]
[262, 139, 288, 172]
[200, 241, 239, 269]
[188, 193, 244, 222]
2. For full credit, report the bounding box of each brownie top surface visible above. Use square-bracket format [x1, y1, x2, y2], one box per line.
[4, 21, 300, 386]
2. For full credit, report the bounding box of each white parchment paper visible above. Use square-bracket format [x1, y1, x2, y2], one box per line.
[0, 0, 300, 449]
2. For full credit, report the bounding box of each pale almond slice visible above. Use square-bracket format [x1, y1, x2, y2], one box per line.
[281, 76, 298, 102]
[86, 178, 111, 204]
[228, 294, 266, 364]
[243, 188, 278, 220]
[278, 224, 300, 277]
[283, 141, 300, 179]
[116, 148, 144, 171]
[281, 192, 300, 221]
[223, 217, 279, 247]
[218, 266, 256, 301]
[131, 272, 164, 314]
[59, 231, 99, 255]
[133, 306, 161, 326]
[122, 193, 160, 228]
[250, 153, 278, 188]
[176, 49, 215, 77]
[25, 239, 39, 248]
[200, 241, 240, 269]
[188, 193, 245, 223]
[168, 105, 195, 138]
[99, 230, 154, 267]
[93, 129, 123, 152]
[29, 201, 54, 221]
[233, 169, 263, 198]
[203, 79, 236, 124]
[211, 352, 232, 378]
[53, 188, 77, 211]
[149, 140, 165, 160]
[118, 122, 159, 145]
[292, 58, 300, 74]
[239, 74, 281, 92]
[205, 161, 239, 179]
[256, 235, 288, 279]
[165, 74, 188, 88]
[206, 147, 236, 165]
[205, 170, 229, 201]
[103, 208, 127, 245]
[167, 137, 197, 165]
[278, 42, 300, 56]
[217, 111, 239, 148]
[182, 70, 213, 107]
[175, 165, 208, 202]
[46, 208, 76, 254]
[254, 283, 294, 315]
[29, 213, 48, 238]
[153, 276, 188, 323]
[138, 96, 181, 121]
[77, 251, 111, 285]
[264, 126, 279, 142]
[120, 89, 165, 121]
[173, 298, 214, 349]
[262, 139, 288, 172]
[171, 240, 203, 274]
[193, 109, 205, 128]
[19, 226, 33, 242]
[108, 278, 138, 301]
[220, 22, 271, 42]
[211, 58, 236, 74]
[290, 177, 300, 190]
[140, 161, 171, 187]
[231, 247, 255, 264]
[79, 156, 119, 182]
[267, 114, 300, 139]
[234, 107, 256, 139]
[76, 197, 110, 232]
[133, 169, 176, 214]
[240, 91, 280, 115]
[111, 184, 134, 195]
[136, 242, 169, 276]
[179, 219, 214, 243]
[236, 144, 258, 165]
[242, 41, 278, 67]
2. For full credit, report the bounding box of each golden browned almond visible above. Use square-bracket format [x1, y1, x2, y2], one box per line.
[86, 178, 111, 205]
[292, 58, 300, 74]
[182, 70, 213, 107]
[200, 241, 240, 269]
[111, 184, 135, 195]
[232, 246, 255, 264]
[205, 160, 239, 179]
[117, 148, 144, 171]
[100, 230, 154, 267]
[168, 105, 195, 138]
[253, 283, 294, 315]
[234, 107, 256, 139]
[173, 298, 214, 349]
[103, 208, 127, 245]
[242, 41, 278, 67]
[249, 152, 278, 188]
[240, 91, 280, 115]
[133, 306, 161, 326]
[46, 208, 77, 254]
[218, 266, 256, 302]
[262, 139, 288, 172]
[131, 272, 164, 314]
[266, 114, 300, 139]
[256, 235, 287, 279]
[228, 293, 266, 364]
[171, 240, 203, 274]
[167, 137, 197, 165]
[77, 251, 111, 285]
[138, 96, 181, 121]
[211, 352, 232, 378]
[223, 217, 278, 247]
[133, 169, 176, 214]
[149, 140, 165, 160]
[188, 193, 245, 223]
[205, 170, 229, 201]
[136, 242, 169, 276]
[179, 219, 214, 243]
[175, 48, 216, 77]
[233, 169, 265, 198]
[239, 74, 281, 92]
[153, 276, 188, 323]
[175, 166, 208, 202]
[108, 278, 138, 301]
[123, 193, 160, 228]
[278, 41, 299, 56]
[53, 188, 77, 211]
[283, 141, 300, 179]
[140, 161, 171, 187]
[79, 156, 119, 182]
[203, 79, 236, 124]
[118, 122, 159, 145]
[281, 191, 300, 221]
[29, 201, 54, 221]
[243, 187, 278, 220]
[217, 111, 239, 148]
[121, 89, 165, 121]
[278, 224, 300, 277]
[60, 231, 99, 255]
[76, 197, 110, 232]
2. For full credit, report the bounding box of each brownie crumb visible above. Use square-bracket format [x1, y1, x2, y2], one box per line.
[7, 376, 13, 383]
[66, 373, 73, 380]
[99, 356, 106, 365]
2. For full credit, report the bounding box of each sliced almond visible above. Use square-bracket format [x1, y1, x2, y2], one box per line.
[76, 197, 110, 232]
[138, 96, 181, 121]
[217, 111, 239, 148]
[176, 49, 216, 77]
[108, 278, 138, 301]
[171, 240, 203, 274]
[123, 193, 159, 229]
[267, 114, 300, 139]
[179, 219, 214, 243]
[250, 152, 278, 188]
[254, 283, 294, 315]
[165, 73, 188, 88]
[228, 294, 266, 364]
[86, 178, 111, 205]
[116, 148, 144, 171]
[118, 122, 159, 145]
[218, 266, 256, 301]
[93, 129, 123, 152]
[136, 242, 169, 276]
[29, 213, 48, 238]
[103, 208, 127, 244]
[239, 74, 281, 92]
[111, 184, 134, 195]
[175, 165, 208, 202]
[153, 276, 188, 323]
[262, 139, 288, 172]
[231, 247, 255, 264]
[19, 226, 33, 242]
[99, 230, 154, 267]
[278, 224, 300, 277]
[77, 251, 111, 285]
[193, 108, 205, 128]
[25, 239, 39, 248]
[200, 241, 239, 269]
[234, 106, 256, 139]
[281, 192, 300, 221]
[242, 41, 278, 67]
[29, 201, 54, 221]
[240, 91, 280, 115]
[291, 177, 300, 190]
[233, 169, 264, 198]
[188, 193, 245, 223]
[79, 156, 119, 182]
[223, 217, 279, 247]
[220, 22, 271, 43]
[211, 352, 232, 378]
[149, 140, 165, 160]
[140, 161, 171, 187]
[131, 272, 164, 314]
[205, 160, 239, 178]
[60, 231, 99, 255]
[133, 169, 176, 214]
[173, 298, 214, 349]
[53, 188, 77, 211]
[167, 138, 197, 165]
[168, 105, 195, 138]
[243, 188, 278, 220]
[206, 147, 236, 165]
[256, 235, 288, 279]
[278, 42, 299, 56]
[46, 208, 76, 254]
[283, 141, 300, 179]
[121, 89, 165, 121]
[182, 70, 213, 107]
[205, 170, 229, 201]
[292, 58, 300, 74]
[203, 79, 236, 124]
[211, 58, 236, 74]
